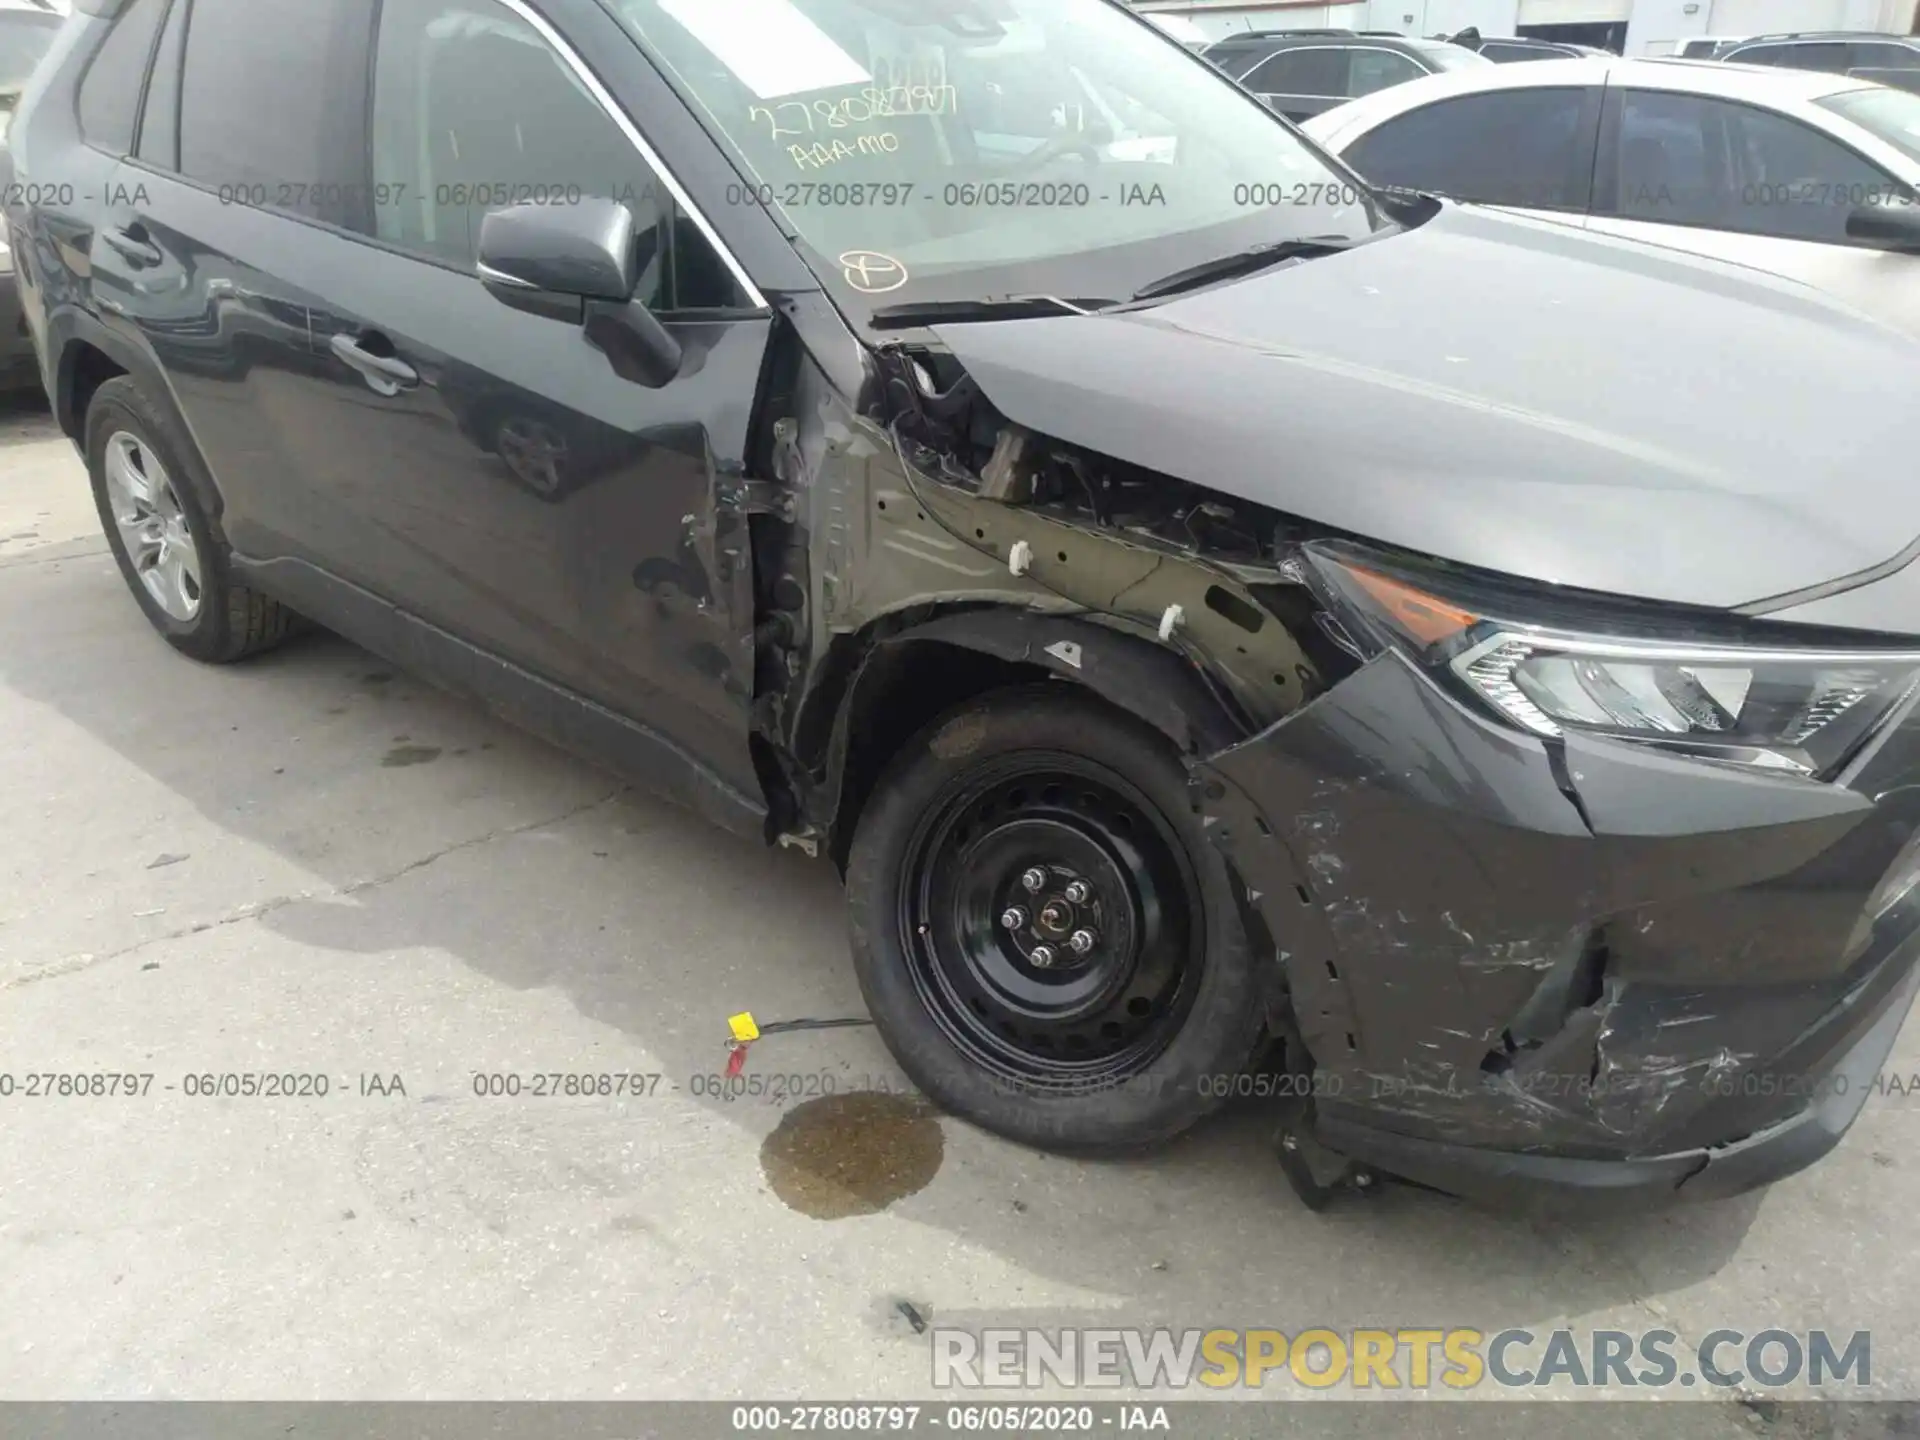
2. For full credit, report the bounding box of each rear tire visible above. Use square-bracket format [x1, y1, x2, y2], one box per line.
[846, 685, 1266, 1151]
[85, 376, 298, 663]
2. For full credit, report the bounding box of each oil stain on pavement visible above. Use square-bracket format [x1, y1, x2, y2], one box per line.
[761, 1092, 944, 1218]
[382, 745, 443, 768]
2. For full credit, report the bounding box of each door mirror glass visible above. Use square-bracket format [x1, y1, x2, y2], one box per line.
[1846, 194, 1920, 254]
[477, 197, 641, 304]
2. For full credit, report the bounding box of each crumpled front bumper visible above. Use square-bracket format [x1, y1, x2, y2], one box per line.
[1198, 650, 1920, 1205]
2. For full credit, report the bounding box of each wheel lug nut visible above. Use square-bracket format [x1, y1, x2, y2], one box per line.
[1000, 906, 1027, 930]
[1067, 929, 1097, 956]
[1030, 945, 1057, 969]
[1020, 867, 1047, 893]
[1064, 880, 1091, 904]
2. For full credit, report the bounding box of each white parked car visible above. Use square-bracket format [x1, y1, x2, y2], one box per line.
[1302, 57, 1920, 332]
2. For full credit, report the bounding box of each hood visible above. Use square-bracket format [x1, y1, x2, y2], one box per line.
[934, 204, 1920, 614]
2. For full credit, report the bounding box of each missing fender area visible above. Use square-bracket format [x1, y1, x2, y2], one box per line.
[742, 331, 1338, 849]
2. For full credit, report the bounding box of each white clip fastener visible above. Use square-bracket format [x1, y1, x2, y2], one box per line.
[1158, 604, 1184, 641]
[1009, 540, 1033, 577]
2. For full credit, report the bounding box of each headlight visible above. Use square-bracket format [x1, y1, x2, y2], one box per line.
[1302, 543, 1920, 779]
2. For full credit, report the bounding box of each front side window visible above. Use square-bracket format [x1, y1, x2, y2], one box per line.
[607, 0, 1385, 315]
[75, 0, 165, 156]
[1344, 88, 1592, 211]
[367, 0, 748, 310]
[1347, 48, 1424, 97]
[177, 0, 374, 224]
[1606, 88, 1901, 244]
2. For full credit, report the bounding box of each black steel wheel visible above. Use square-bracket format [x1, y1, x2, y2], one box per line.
[900, 753, 1201, 1090]
[847, 685, 1267, 1151]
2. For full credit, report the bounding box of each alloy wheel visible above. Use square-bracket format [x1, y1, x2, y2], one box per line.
[103, 431, 202, 622]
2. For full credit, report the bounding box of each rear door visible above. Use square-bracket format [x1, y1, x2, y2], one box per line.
[94, 0, 366, 563]
[290, 0, 774, 799]
[1338, 85, 1604, 224]
[1587, 87, 1920, 330]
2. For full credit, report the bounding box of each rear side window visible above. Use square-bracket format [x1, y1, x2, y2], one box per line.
[1737, 41, 1850, 74]
[177, 0, 375, 225]
[76, 0, 167, 156]
[1345, 87, 1594, 211]
[1480, 41, 1554, 63]
[1347, 48, 1424, 97]
[1243, 47, 1349, 100]
[367, 0, 749, 311]
[1847, 41, 1920, 94]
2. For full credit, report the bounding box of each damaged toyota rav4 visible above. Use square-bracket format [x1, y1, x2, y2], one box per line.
[14, 0, 1920, 1205]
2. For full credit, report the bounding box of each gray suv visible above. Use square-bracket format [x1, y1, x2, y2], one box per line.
[1202, 28, 1489, 121]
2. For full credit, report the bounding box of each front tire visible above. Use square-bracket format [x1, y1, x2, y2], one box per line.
[85, 376, 298, 662]
[846, 686, 1266, 1151]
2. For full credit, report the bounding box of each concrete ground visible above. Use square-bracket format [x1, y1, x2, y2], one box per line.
[1, 394, 1917, 1429]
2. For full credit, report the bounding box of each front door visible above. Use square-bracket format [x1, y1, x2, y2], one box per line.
[1586, 87, 1920, 335]
[132, 0, 775, 800]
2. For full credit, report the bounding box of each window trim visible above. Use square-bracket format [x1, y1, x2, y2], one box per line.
[1593, 84, 1912, 247]
[134, 0, 189, 170]
[1345, 83, 1602, 216]
[75, 0, 176, 159]
[489, 0, 766, 311]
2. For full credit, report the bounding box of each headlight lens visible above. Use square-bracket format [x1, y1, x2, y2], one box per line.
[1305, 544, 1920, 778]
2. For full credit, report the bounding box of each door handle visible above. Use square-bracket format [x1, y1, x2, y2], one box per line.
[99, 224, 162, 268]
[329, 332, 419, 396]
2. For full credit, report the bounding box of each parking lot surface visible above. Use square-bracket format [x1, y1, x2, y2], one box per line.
[1, 397, 1915, 1430]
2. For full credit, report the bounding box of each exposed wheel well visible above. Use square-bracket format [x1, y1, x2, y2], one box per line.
[828, 640, 1052, 866]
[61, 343, 127, 442]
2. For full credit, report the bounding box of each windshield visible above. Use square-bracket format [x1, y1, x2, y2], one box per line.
[610, 0, 1387, 313]
[1818, 85, 1920, 166]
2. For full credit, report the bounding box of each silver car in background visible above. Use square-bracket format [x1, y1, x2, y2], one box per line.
[1302, 57, 1920, 335]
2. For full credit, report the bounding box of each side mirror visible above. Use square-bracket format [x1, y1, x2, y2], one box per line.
[1845, 194, 1920, 255]
[476, 198, 683, 388]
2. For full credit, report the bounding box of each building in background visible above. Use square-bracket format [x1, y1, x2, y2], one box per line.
[1129, 0, 1920, 57]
